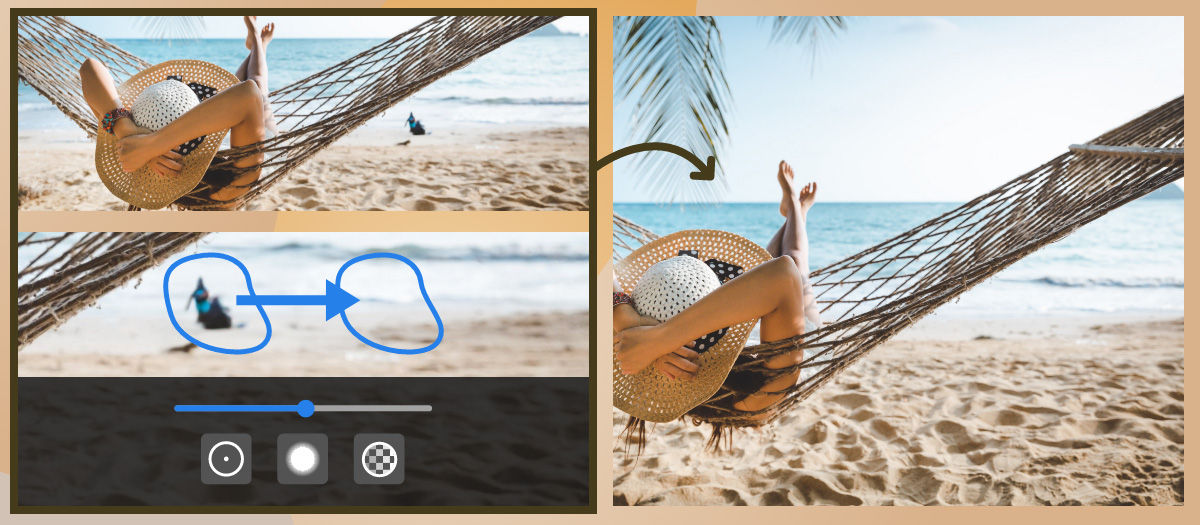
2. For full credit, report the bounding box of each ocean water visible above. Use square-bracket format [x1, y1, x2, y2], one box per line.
[19, 232, 590, 320]
[18, 35, 588, 135]
[615, 198, 1184, 318]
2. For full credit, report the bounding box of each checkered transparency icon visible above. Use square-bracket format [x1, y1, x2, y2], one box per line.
[362, 441, 397, 478]
[353, 433, 405, 485]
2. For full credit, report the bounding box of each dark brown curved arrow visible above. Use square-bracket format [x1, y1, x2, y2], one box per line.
[594, 142, 715, 181]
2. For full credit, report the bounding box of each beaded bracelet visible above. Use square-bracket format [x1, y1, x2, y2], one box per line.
[613, 292, 634, 307]
[101, 108, 132, 135]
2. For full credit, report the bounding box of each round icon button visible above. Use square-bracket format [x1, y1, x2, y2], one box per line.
[285, 441, 319, 476]
[361, 441, 397, 478]
[207, 440, 245, 478]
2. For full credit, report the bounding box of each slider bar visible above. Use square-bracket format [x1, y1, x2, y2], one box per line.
[174, 400, 432, 417]
[316, 405, 432, 412]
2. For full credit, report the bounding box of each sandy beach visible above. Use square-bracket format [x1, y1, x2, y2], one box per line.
[19, 309, 588, 377]
[17, 124, 589, 211]
[613, 314, 1184, 506]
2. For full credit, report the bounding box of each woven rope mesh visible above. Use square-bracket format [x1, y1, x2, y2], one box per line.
[17, 15, 558, 210]
[17, 232, 207, 348]
[613, 96, 1184, 428]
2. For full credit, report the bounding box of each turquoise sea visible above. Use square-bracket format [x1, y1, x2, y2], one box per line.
[615, 198, 1184, 318]
[18, 35, 588, 134]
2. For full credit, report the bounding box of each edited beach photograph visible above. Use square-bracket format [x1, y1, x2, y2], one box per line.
[18, 231, 588, 377]
[16, 14, 590, 211]
[610, 17, 1183, 505]
[15, 232, 591, 508]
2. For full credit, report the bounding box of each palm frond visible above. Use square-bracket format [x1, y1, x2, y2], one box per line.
[613, 16, 732, 203]
[766, 16, 846, 69]
[135, 16, 206, 40]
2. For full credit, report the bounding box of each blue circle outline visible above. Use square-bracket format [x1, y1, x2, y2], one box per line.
[163, 252, 272, 355]
[335, 252, 444, 355]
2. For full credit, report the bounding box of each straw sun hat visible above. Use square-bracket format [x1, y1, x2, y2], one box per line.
[95, 60, 238, 209]
[614, 229, 771, 423]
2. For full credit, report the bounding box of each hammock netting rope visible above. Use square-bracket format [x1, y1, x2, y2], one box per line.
[614, 96, 1184, 429]
[17, 232, 207, 347]
[16, 15, 557, 210]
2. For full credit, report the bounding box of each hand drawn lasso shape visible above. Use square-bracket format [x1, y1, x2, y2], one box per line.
[336, 253, 444, 355]
[163, 252, 443, 355]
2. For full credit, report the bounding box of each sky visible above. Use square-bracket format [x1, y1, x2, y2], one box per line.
[68, 15, 589, 39]
[613, 16, 1183, 203]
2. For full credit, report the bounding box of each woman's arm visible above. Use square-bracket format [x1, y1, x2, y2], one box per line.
[613, 303, 655, 333]
[613, 277, 655, 332]
[80, 58, 184, 176]
[80, 58, 138, 138]
[613, 278, 700, 379]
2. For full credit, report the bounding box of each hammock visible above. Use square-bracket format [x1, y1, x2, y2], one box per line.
[17, 232, 207, 347]
[614, 96, 1184, 429]
[16, 15, 557, 210]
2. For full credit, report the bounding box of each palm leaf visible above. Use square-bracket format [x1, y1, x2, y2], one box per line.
[767, 16, 845, 45]
[614, 16, 846, 202]
[766, 16, 846, 71]
[613, 16, 731, 202]
[135, 16, 206, 40]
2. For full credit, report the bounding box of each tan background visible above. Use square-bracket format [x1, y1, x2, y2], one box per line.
[3, 0, 1197, 522]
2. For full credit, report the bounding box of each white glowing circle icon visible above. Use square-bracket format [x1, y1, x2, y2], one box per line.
[286, 442, 319, 476]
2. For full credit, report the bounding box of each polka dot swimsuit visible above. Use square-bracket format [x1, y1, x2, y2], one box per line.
[676, 249, 745, 353]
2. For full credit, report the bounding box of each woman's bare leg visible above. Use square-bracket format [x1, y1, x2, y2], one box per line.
[200, 16, 275, 203]
[732, 161, 820, 414]
[237, 17, 273, 92]
[766, 225, 784, 258]
[767, 162, 820, 326]
[766, 161, 795, 256]
[789, 180, 821, 331]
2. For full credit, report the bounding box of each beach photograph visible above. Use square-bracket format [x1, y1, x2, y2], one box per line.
[610, 16, 1183, 505]
[14, 231, 591, 508]
[16, 15, 590, 211]
[18, 232, 589, 377]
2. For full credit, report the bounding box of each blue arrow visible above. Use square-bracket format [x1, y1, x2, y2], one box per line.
[236, 280, 360, 321]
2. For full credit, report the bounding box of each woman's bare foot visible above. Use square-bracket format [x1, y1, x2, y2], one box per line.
[260, 22, 275, 47]
[798, 181, 817, 217]
[116, 133, 163, 173]
[244, 16, 261, 50]
[777, 160, 795, 217]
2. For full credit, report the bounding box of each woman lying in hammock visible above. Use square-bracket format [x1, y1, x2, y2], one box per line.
[79, 16, 277, 207]
[613, 160, 821, 416]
